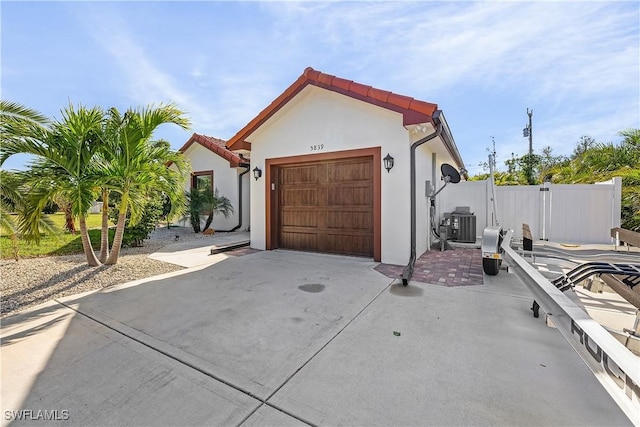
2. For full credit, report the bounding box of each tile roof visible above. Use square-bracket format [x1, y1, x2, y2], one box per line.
[226, 67, 439, 150]
[178, 133, 247, 168]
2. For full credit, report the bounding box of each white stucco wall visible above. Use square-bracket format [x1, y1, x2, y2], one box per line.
[247, 85, 443, 265]
[181, 143, 249, 231]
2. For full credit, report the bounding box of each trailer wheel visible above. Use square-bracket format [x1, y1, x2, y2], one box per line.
[483, 258, 500, 275]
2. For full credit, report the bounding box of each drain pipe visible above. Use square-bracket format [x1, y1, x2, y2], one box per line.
[216, 164, 250, 232]
[402, 112, 443, 286]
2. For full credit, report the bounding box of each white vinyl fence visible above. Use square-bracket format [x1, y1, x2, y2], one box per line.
[436, 177, 622, 244]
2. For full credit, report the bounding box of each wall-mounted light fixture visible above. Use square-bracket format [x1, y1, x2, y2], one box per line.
[253, 166, 262, 181]
[383, 153, 394, 173]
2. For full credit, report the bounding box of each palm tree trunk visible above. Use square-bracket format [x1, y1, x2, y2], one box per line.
[99, 189, 109, 263]
[190, 211, 201, 233]
[203, 210, 213, 232]
[79, 216, 101, 267]
[64, 205, 76, 233]
[106, 194, 128, 265]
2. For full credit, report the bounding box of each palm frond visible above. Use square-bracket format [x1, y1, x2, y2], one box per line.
[0, 170, 24, 209]
[619, 129, 640, 147]
[0, 101, 51, 166]
[0, 100, 49, 124]
[0, 200, 17, 235]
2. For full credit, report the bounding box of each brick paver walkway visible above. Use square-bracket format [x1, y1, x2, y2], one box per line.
[375, 248, 484, 287]
[226, 247, 261, 257]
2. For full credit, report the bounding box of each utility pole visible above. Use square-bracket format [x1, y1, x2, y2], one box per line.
[522, 108, 534, 184]
[488, 137, 499, 226]
[523, 108, 533, 156]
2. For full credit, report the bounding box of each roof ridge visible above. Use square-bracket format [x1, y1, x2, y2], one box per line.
[227, 67, 438, 150]
[303, 67, 437, 118]
[177, 133, 246, 168]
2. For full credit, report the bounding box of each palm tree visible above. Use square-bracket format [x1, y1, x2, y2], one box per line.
[2, 101, 191, 265]
[95, 107, 124, 263]
[185, 187, 206, 233]
[102, 104, 190, 265]
[1, 103, 105, 266]
[183, 186, 233, 233]
[202, 188, 234, 232]
[619, 128, 640, 148]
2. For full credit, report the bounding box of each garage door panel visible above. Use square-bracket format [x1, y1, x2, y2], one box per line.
[325, 233, 372, 256]
[327, 186, 372, 206]
[280, 166, 318, 184]
[280, 231, 317, 250]
[326, 211, 372, 230]
[281, 188, 317, 206]
[281, 210, 318, 228]
[327, 161, 372, 183]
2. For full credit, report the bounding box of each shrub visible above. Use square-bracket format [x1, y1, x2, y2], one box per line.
[42, 202, 59, 214]
[109, 196, 164, 247]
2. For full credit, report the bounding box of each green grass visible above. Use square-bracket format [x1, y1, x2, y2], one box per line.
[46, 212, 105, 229]
[0, 213, 113, 259]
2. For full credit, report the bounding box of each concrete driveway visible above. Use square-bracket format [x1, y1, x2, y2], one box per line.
[1, 250, 632, 426]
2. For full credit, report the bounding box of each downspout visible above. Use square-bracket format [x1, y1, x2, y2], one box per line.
[402, 111, 443, 286]
[216, 163, 250, 232]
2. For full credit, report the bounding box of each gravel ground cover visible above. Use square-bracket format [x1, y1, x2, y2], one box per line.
[0, 226, 215, 318]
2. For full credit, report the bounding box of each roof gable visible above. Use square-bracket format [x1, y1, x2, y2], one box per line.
[226, 67, 438, 150]
[178, 133, 247, 168]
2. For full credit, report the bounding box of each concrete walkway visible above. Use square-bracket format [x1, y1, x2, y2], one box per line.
[148, 231, 250, 268]
[0, 250, 632, 426]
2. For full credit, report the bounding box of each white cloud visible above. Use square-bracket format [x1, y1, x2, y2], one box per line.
[260, 1, 637, 172]
[71, 1, 637, 165]
[78, 7, 221, 136]
[75, 3, 315, 144]
[260, 2, 637, 101]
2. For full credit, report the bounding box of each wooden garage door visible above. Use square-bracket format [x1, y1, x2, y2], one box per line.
[278, 156, 374, 257]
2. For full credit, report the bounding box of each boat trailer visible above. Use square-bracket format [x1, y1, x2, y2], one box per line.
[499, 231, 640, 424]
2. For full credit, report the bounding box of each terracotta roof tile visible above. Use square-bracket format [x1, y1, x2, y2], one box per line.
[347, 81, 372, 98]
[317, 72, 334, 86]
[408, 99, 436, 116]
[369, 87, 391, 103]
[227, 67, 439, 150]
[304, 67, 321, 81]
[332, 76, 352, 92]
[177, 133, 247, 168]
[387, 93, 412, 110]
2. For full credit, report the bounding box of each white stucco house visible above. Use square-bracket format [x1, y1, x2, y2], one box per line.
[174, 133, 250, 232]
[220, 67, 467, 268]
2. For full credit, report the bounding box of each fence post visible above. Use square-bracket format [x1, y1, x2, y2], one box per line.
[613, 177, 622, 231]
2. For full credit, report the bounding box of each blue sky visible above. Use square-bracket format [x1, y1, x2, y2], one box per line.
[2, 1, 638, 175]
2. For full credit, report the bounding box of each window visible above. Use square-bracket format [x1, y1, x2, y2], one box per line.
[191, 171, 213, 192]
